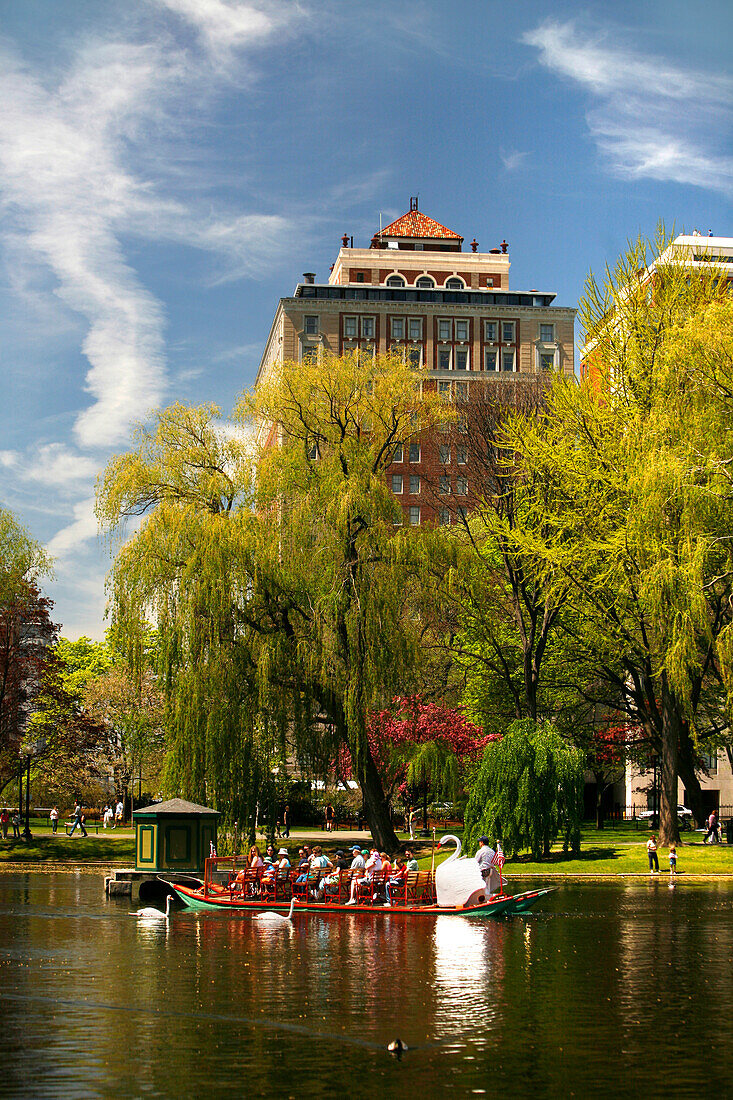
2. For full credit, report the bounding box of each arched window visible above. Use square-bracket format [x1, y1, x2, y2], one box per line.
[445, 277, 465, 290]
[386, 274, 405, 287]
[416, 276, 434, 289]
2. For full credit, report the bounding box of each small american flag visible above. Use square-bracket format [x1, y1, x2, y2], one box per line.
[491, 849, 505, 870]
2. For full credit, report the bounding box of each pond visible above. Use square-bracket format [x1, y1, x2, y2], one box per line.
[1, 873, 732, 1097]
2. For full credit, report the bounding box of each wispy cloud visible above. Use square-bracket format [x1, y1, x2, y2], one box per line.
[523, 20, 733, 197]
[0, 5, 297, 453]
[501, 150, 529, 172]
[1, 444, 100, 489]
[153, 0, 287, 64]
[46, 496, 98, 558]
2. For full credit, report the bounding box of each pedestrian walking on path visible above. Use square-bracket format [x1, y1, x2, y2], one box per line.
[647, 835, 660, 873]
[69, 801, 87, 838]
[49, 807, 59, 834]
[704, 811, 719, 843]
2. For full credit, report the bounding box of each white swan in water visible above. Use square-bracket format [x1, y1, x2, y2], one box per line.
[252, 897, 298, 924]
[133, 894, 173, 919]
[435, 835, 489, 909]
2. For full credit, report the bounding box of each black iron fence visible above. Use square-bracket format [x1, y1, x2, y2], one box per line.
[598, 805, 733, 828]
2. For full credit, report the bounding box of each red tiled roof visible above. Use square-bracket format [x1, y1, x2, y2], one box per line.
[376, 209, 463, 241]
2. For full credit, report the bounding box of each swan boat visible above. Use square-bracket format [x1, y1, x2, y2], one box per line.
[170, 837, 554, 918]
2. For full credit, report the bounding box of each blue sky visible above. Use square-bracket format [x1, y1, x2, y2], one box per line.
[1, 0, 731, 639]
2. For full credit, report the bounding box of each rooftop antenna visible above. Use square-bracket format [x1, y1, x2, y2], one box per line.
[410, 195, 419, 211]
[379, 211, 382, 235]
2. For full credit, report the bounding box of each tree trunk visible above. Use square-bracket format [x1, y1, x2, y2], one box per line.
[677, 723, 706, 829]
[593, 770, 605, 829]
[658, 686, 681, 846]
[356, 747, 399, 851]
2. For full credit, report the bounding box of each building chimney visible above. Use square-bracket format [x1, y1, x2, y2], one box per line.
[500, 240, 508, 254]
[410, 196, 419, 211]
[470, 238, 478, 253]
[342, 233, 349, 248]
[303, 272, 316, 284]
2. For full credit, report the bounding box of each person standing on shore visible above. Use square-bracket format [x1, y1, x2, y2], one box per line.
[0, 808, 9, 839]
[282, 804, 290, 839]
[669, 845, 677, 877]
[647, 835, 660, 873]
[49, 806, 59, 834]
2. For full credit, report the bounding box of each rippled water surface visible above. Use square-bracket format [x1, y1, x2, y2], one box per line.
[1, 873, 733, 1098]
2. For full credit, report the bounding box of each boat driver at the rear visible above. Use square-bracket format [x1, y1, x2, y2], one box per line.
[475, 836, 499, 894]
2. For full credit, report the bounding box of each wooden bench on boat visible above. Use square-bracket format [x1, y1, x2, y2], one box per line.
[205, 858, 438, 909]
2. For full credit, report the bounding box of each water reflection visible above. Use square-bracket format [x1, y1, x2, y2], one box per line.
[2, 874, 733, 1097]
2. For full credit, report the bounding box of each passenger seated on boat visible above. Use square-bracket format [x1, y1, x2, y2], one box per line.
[320, 850, 349, 899]
[249, 845, 264, 869]
[294, 849, 310, 887]
[403, 849, 419, 872]
[380, 853, 392, 875]
[346, 847, 381, 904]
[309, 846, 332, 898]
[276, 848, 291, 873]
[385, 857, 408, 905]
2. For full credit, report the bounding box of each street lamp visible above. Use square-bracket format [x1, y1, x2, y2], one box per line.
[19, 736, 46, 841]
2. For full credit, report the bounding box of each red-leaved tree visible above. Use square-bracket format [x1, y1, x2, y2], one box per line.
[338, 696, 494, 826]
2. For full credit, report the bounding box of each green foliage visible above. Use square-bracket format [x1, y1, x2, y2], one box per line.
[55, 637, 113, 704]
[493, 228, 733, 843]
[464, 719, 585, 859]
[97, 353, 449, 847]
[0, 508, 51, 607]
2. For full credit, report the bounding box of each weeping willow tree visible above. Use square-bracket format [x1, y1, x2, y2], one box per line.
[498, 228, 733, 844]
[464, 719, 585, 859]
[97, 354, 450, 849]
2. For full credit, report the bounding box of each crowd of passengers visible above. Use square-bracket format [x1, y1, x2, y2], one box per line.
[236, 842, 422, 906]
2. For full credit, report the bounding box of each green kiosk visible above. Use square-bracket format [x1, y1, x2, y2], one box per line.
[133, 798, 220, 874]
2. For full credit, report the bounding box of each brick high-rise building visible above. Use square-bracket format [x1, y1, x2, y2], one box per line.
[256, 199, 576, 524]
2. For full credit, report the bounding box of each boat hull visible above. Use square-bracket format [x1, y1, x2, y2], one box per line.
[171, 882, 554, 918]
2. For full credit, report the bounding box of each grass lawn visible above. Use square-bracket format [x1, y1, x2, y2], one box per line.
[410, 824, 733, 876]
[0, 833, 134, 863]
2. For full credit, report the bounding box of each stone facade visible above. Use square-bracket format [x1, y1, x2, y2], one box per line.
[256, 202, 576, 524]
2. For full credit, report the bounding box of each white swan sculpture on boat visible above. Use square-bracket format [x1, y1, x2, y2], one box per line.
[252, 897, 298, 924]
[435, 835, 491, 909]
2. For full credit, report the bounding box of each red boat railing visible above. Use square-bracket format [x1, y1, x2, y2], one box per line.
[201, 857, 437, 907]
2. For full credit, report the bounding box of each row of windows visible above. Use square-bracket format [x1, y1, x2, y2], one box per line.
[298, 284, 555, 308]
[304, 339, 558, 373]
[394, 505, 469, 528]
[307, 315, 556, 343]
[385, 275, 468, 290]
[390, 442, 468, 465]
[391, 474, 469, 495]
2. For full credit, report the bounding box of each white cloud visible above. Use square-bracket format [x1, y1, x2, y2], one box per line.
[46, 496, 99, 558]
[523, 20, 733, 197]
[0, 8, 296, 452]
[154, 0, 280, 61]
[24, 444, 101, 488]
[501, 150, 529, 172]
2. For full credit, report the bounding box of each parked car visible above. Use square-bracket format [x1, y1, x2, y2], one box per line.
[637, 806, 693, 829]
